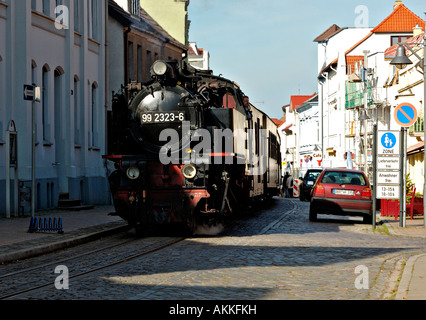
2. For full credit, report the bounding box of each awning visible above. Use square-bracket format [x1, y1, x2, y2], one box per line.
[407, 142, 424, 156]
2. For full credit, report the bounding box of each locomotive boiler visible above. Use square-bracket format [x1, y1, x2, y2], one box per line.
[104, 60, 281, 235]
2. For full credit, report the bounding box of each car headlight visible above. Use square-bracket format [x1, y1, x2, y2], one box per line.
[182, 164, 197, 179]
[152, 60, 168, 76]
[126, 167, 140, 180]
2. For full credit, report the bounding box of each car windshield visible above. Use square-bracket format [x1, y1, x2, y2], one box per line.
[321, 171, 366, 186]
[305, 171, 321, 182]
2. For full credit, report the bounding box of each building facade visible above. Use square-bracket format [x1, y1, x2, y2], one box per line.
[108, 0, 186, 107]
[139, 0, 190, 47]
[188, 42, 210, 71]
[315, 2, 424, 176]
[0, 0, 109, 215]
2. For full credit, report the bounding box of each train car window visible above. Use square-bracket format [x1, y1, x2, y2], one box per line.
[222, 93, 236, 109]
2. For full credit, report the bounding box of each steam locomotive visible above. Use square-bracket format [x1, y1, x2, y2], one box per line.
[104, 60, 281, 235]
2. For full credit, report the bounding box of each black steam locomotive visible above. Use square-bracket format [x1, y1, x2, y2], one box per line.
[104, 60, 281, 234]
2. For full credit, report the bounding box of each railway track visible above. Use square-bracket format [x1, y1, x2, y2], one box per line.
[0, 235, 185, 299]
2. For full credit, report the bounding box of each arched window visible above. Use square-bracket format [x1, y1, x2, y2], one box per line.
[42, 64, 50, 141]
[0, 55, 3, 142]
[91, 82, 98, 147]
[74, 75, 80, 145]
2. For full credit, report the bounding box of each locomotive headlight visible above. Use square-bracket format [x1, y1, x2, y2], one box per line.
[182, 164, 197, 179]
[152, 60, 168, 76]
[126, 167, 140, 180]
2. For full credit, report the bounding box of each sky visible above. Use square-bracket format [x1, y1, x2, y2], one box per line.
[188, 0, 426, 120]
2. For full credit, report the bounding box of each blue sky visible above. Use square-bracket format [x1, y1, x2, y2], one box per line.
[188, 0, 425, 119]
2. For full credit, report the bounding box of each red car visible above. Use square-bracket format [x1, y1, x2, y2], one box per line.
[309, 168, 373, 223]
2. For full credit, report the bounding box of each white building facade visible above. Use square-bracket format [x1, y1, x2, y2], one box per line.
[315, 2, 424, 175]
[0, 0, 109, 215]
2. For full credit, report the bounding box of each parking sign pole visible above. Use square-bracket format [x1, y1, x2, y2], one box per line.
[31, 98, 35, 218]
[399, 128, 406, 227]
[372, 123, 377, 229]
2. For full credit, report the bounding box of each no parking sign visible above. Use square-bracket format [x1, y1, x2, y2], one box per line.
[394, 102, 418, 127]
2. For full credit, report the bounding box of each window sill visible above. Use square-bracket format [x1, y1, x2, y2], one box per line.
[43, 140, 53, 147]
[89, 146, 100, 151]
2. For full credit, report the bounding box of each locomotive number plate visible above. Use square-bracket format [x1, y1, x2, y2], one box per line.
[141, 111, 186, 124]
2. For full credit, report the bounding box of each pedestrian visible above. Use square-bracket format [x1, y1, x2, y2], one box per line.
[286, 173, 294, 198]
[282, 172, 290, 198]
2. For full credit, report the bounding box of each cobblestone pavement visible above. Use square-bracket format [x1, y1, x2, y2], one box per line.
[12, 198, 426, 300]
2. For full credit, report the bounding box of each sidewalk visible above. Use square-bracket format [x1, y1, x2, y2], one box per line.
[378, 214, 426, 300]
[0, 205, 127, 264]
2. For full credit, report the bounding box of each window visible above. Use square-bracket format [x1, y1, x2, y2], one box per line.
[321, 171, 366, 186]
[42, 65, 50, 141]
[74, 77, 80, 145]
[128, 41, 134, 82]
[32, 61, 37, 140]
[43, 0, 50, 16]
[90, 83, 98, 147]
[87, 0, 98, 40]
[146, 50, 152, 82]
[74, 0, 81, 32]
[137, 45, 142, 82]
[222, 93, 236, 109]
[91, 0, 98, 40]
[391, 35, 410, 46]
[0, 56, 3, 142]
[128, 0, 140, 16]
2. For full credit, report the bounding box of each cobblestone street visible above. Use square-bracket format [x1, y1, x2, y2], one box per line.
[14, 198, 426, 300]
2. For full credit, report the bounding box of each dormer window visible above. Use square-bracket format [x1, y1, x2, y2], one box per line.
[128, 0, 140, 16]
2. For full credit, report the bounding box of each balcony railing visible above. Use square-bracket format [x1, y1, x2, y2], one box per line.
[345, 81, 373, 109]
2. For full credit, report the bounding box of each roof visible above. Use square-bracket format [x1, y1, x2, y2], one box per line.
[290, 93, 317, 111]
[384, 32, 425, 58]
[320, 3, 424, 75]
[372, 3, 425, 33]
[271, 118, 284, 127]
[313, 24, 343, 42]
[188, 43, 204, 56]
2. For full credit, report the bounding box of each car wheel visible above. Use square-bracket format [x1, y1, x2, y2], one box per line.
[363, 214, 372, 224]
[309, 205, 317, 222]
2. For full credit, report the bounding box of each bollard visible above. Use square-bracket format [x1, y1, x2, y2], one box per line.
[28, 216, 64, 234]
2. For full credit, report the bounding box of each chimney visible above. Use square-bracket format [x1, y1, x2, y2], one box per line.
[413, 23, 423, 37]
[393, 1, 402, 9]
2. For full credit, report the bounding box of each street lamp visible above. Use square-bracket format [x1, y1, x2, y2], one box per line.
[390, 45, 413, 69]
[390, 28, 426, 228]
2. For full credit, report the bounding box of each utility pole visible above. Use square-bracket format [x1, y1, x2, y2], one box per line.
[363, 50, 370, 175]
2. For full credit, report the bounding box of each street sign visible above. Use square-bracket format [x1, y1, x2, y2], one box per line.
[376, 130, 401, 200]
[23, 84, 41, 102]
[377, 131, 400, 155]
[377, 185, 400, 200]
[394, 102, 418, 127]
[377, 157, 400, 170]
[24, 85, 35, 101]
[377, 171, 400, 184]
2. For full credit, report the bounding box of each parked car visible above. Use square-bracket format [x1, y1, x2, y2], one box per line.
[309, 168, 373, 223]
[299, 169, 323, 201]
